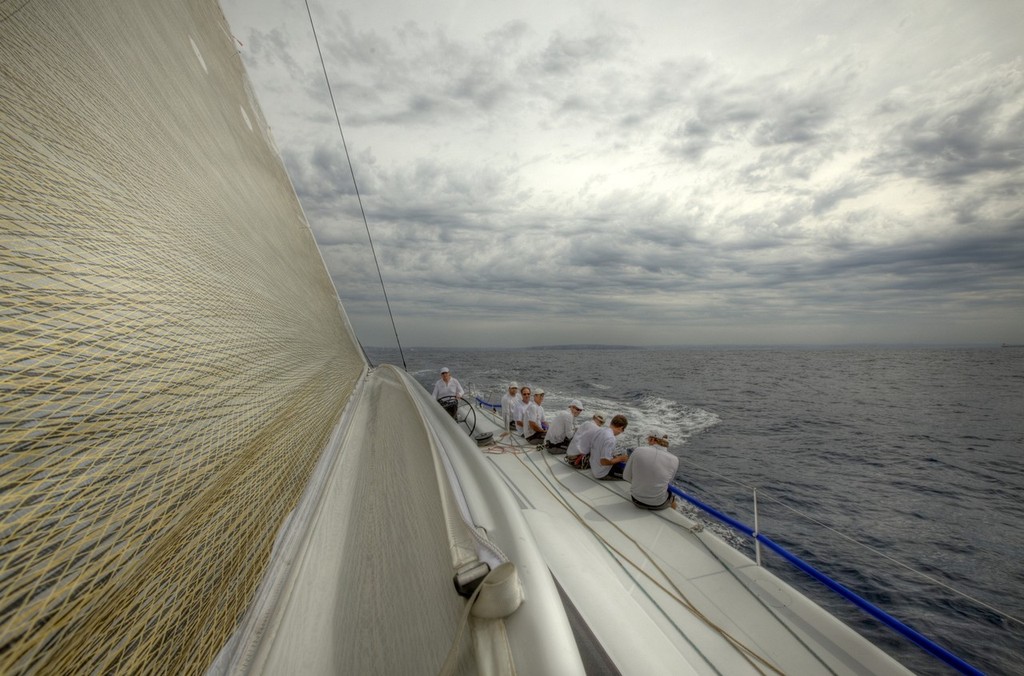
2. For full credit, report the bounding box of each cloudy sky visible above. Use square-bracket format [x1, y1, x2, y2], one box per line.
[221, 0, 1024, 348]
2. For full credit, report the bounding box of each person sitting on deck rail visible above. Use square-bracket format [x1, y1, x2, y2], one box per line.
[523, 389, 547, 443]
[500, 382, 519, 430]
[431, 367, 464, 419]
[544, 399, 583, 453]
[589, 414, 630, 481]
[566, 411, 606, 468]
[623, 429, 678, 510]
[513, 385, 531, 436]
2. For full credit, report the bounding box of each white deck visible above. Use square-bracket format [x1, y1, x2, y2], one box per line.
[212, 374, 915, 674]
[467, 404, 913, 675]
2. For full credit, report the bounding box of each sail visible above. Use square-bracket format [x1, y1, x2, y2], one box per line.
[0, 0, 365, 671]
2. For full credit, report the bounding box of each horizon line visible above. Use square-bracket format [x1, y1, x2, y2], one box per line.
[363, 341, 1007, 351]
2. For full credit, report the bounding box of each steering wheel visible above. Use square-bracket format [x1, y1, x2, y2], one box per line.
[437, 396, 477, 435]
[457, 399, 477, 435]
[437, 395, 459, 416]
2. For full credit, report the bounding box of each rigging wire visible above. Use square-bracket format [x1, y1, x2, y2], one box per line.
[302, 0, 407, 371]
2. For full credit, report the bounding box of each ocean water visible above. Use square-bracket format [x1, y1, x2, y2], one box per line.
[367, 345, 1024, 675]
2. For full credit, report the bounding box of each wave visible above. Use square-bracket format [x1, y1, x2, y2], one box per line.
[470, 379, 721, 450]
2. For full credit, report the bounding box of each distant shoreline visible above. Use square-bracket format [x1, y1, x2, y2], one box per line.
[366, 342, 1006, 351]
[522, 344, 643, 350]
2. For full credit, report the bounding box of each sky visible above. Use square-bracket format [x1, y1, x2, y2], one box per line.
[221, 0, 1024, 348]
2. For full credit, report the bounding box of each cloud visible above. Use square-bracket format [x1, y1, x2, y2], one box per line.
[872, 57, 1024, 185]
[811, 179, 870, 216]
[223, 0, 1024, 347]
[658, 55, 858, 167]
[535, 30, 619, 74]
[241, 27, 304, 82]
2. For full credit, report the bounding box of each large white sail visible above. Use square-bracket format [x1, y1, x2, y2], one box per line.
[1, 3, 581, 674]
[0, 1, 366, 671]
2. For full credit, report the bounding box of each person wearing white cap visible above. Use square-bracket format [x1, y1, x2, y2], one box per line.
[431, 367, 464, 418]
[566, 411, 606, 467]
[523, 388, 547, 443]
[623, 429, 678, 510]
[544, 399, 584, 453]
[500, 382, 519, 431]
[589, 414, 630, 480]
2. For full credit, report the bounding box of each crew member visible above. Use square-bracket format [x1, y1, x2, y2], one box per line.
[544, 399, 583, 453]
[566, 411, 605, 468]
[523, 388, 547, 443]
[500, 382, 519, 430]
[589, 414, 629, 480]
[513, 385, 531, 437]
[623, 429, 678, 510]
[431, 367, 464, 418]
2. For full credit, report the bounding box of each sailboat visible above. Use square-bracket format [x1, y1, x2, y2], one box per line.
[0, 1, 980, 673]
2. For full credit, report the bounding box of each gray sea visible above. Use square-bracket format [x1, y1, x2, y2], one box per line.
[367, 344, 1023, 675]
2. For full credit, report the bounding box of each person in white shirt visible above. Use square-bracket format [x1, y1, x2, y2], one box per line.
[623, 429, 678, 510]
[513, 385, 531, 437]
[544, 399, 584, 453]
[523, 389, 547, 443]
[566, 411, 606, 468]
[499, 382, 519, 431]
[431, 367, 464, 418]
[589, 414, 629, 480]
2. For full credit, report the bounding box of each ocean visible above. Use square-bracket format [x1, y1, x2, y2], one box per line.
[367, 345, 1023, 675]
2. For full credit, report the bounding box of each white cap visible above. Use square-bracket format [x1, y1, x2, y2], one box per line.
[647, 428, 668, 441]
[534, 388, 545, 395]
[569, 400, 583, 411]
[440, 367, 450, 374]
[508, 381, 518, 389]
[592, 411, 607, 424]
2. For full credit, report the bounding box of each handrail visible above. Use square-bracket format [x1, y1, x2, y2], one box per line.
[668, 485, 983, 676]
[474, 395, 500, 411]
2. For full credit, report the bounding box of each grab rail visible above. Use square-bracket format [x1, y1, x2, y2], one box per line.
[473, 395, 500, 412]
[668, 485, 983, 676]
